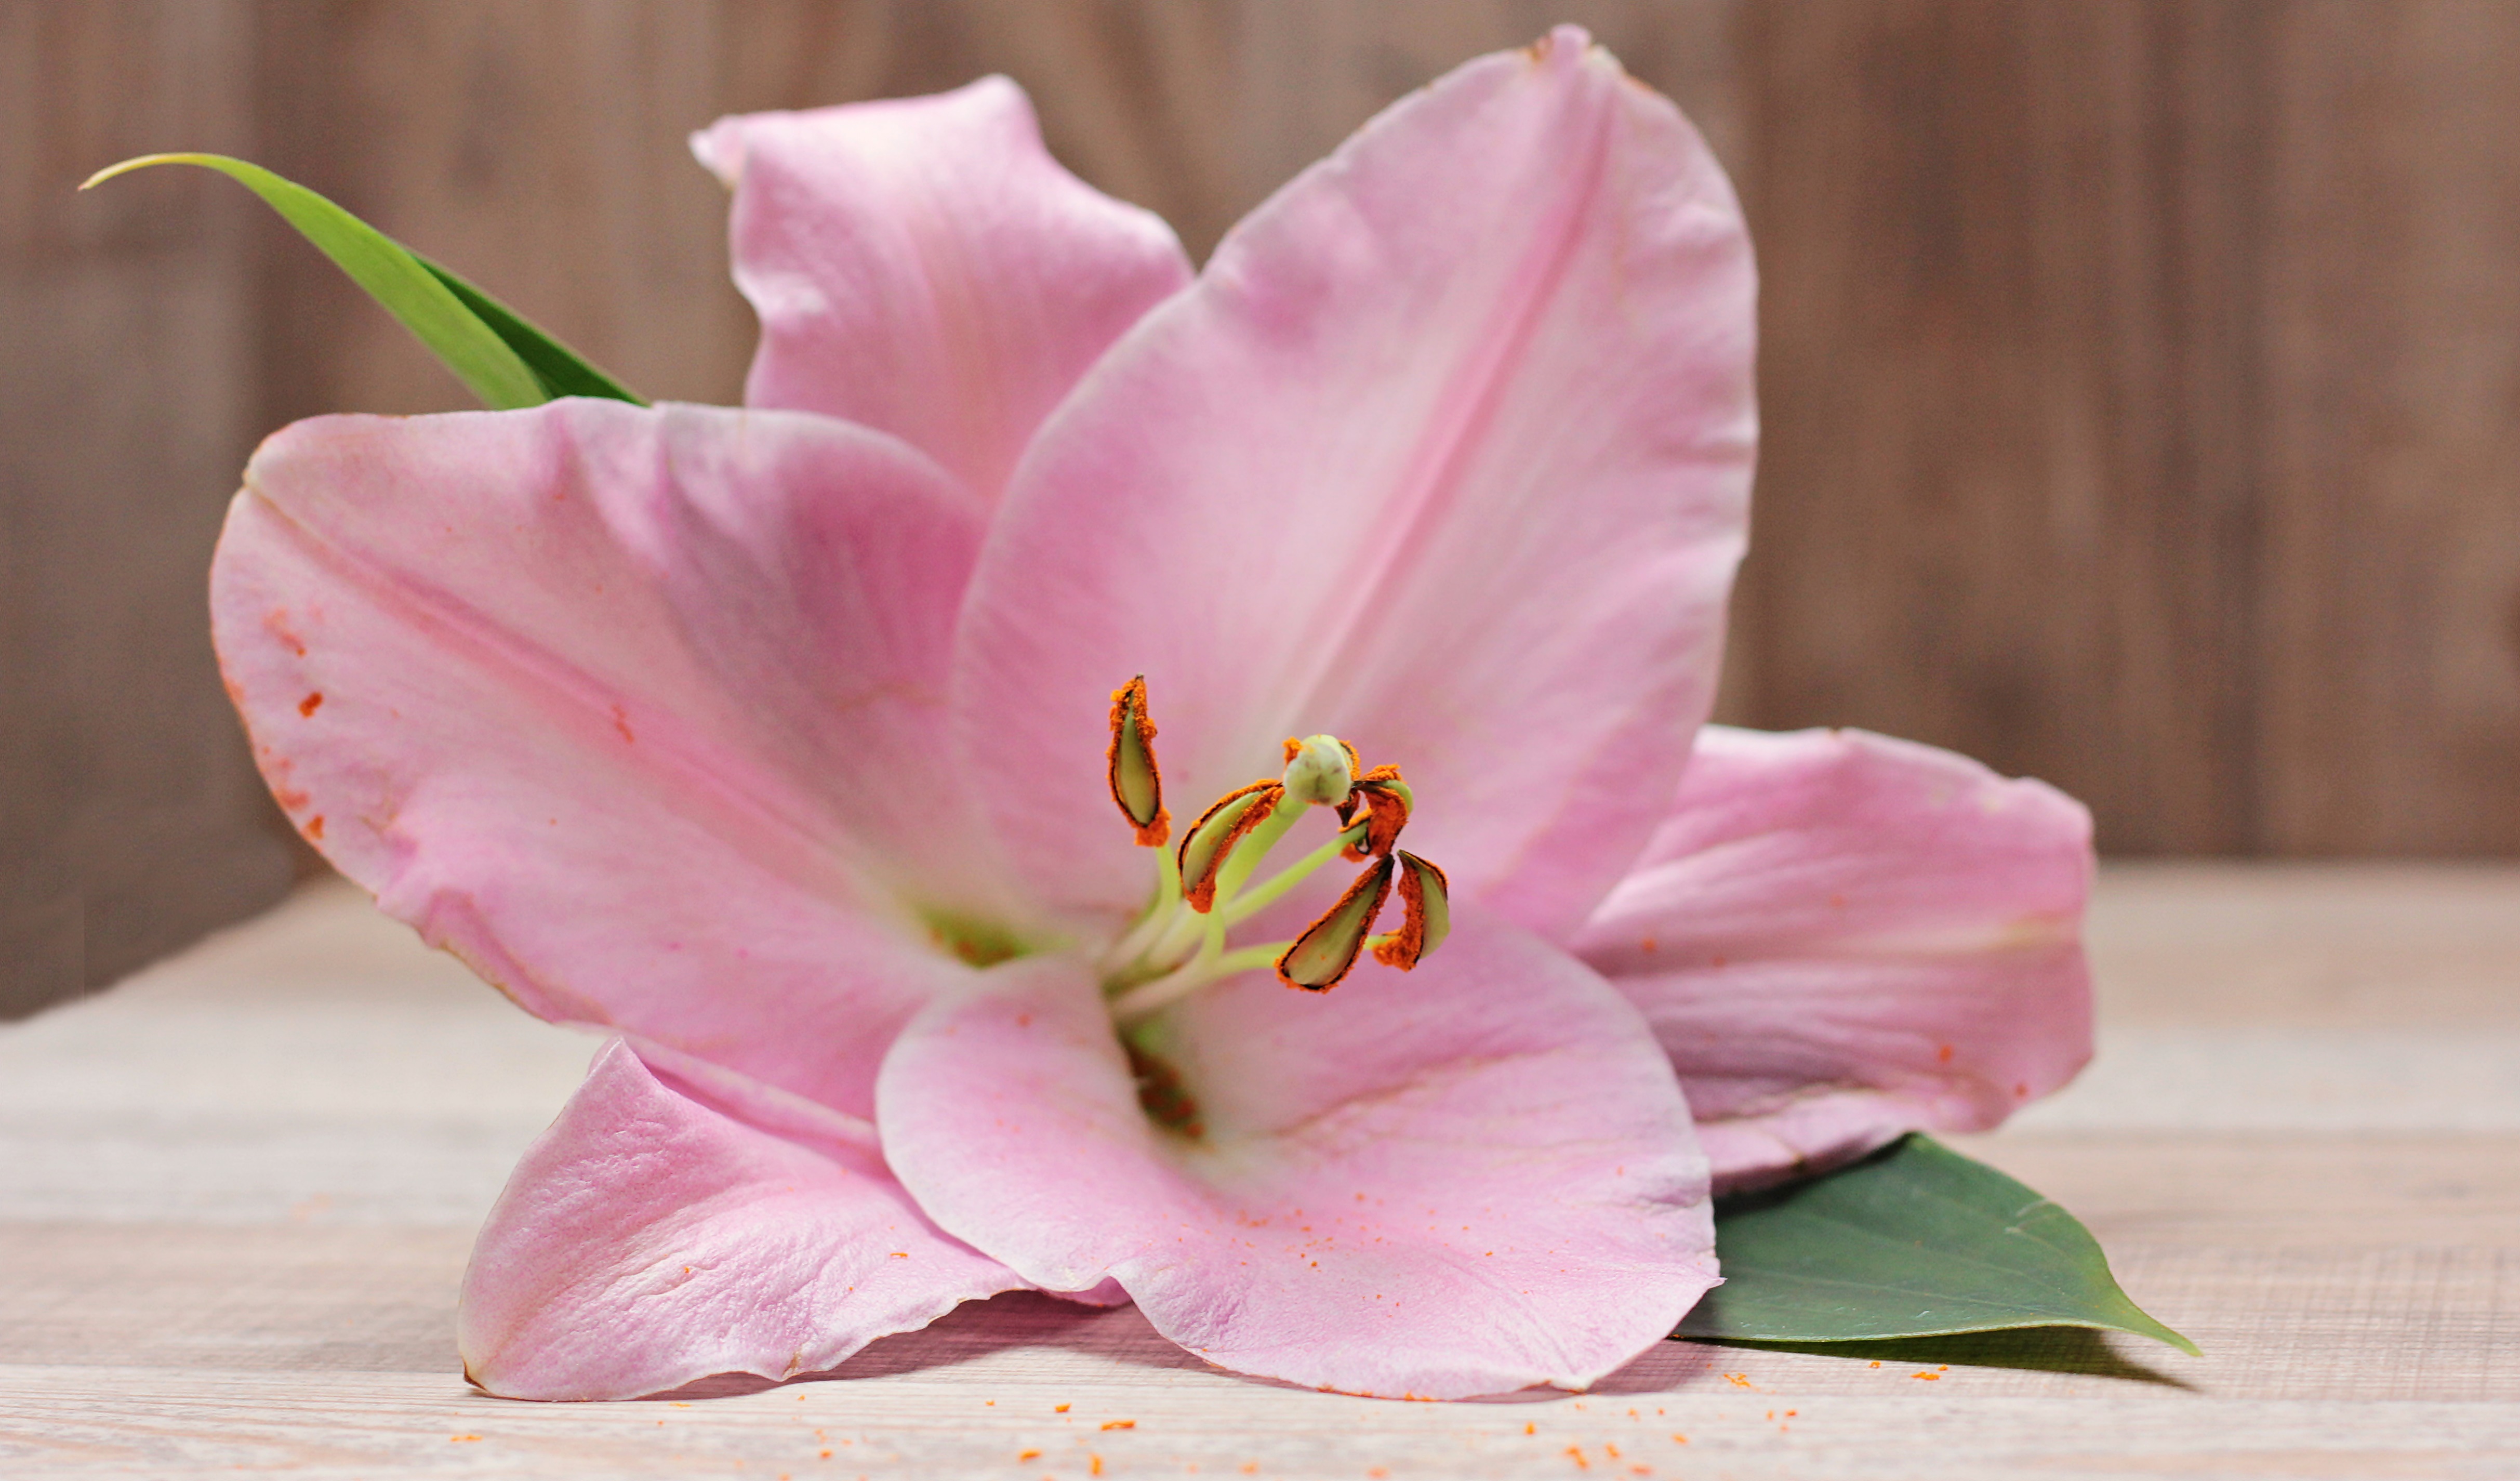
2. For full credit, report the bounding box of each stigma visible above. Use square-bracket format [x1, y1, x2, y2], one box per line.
[1101, 679, 1450, 1021]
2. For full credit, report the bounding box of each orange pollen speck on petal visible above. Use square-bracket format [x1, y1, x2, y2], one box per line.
[297, 691, 323, 717]
[263, 609, 307, 656]
[304, 815, 324, 841]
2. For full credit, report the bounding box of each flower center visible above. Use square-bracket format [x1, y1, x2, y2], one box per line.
[1096, 677, 1451, 1027]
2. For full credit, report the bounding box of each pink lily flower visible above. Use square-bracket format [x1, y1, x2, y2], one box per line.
[207, 28, 2091, 1402]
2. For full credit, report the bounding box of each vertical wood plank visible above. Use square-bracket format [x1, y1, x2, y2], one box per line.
[251, 0, 762, 417]
[0, 0, 296, 1014]
[1721, 0, 2275, 852]
[2257, 1, 2520, 853]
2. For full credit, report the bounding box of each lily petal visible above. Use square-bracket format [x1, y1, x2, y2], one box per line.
[953, 27, 1755, 934]
[694, 77, 1193, 501]
[1574, 726, 2095, 1193]
[459, 1040, 1022, 1401]
[210, 401, 994, 1119]
[876, 910, 1714, 1399]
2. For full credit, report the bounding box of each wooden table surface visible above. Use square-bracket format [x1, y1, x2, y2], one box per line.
[4, 864, 2515, 1479]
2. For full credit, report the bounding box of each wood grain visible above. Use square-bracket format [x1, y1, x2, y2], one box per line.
[1719, 0, 2520, 858]
[11, 1, 2520, 1021]
[1, 868, 2514, 1475]
[0, 0, 296, 1015]
[1721, 0, 2275, 853]
[2257, 2, 2520, 853]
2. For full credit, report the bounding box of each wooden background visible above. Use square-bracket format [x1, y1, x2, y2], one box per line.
[7, 0, 2519, 1015]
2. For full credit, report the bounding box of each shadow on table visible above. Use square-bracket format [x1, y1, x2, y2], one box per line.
[639, 1299, 2195, 1404]
[1655, 1326, 2196, 1391]
[642, 1291, 1219, 1400]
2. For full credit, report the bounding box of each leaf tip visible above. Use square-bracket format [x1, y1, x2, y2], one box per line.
[80, 153, 190, 191]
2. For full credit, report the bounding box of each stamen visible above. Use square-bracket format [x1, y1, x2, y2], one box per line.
[1370, 850, 1451, 970]
[1277, 856, 1397, 991]
[1343, 765, 1413, 859]
[1095, 697, 1445, 1019]
[1219, 818, 1369, 927]
[1176, 781, 1283, 913]
[1106, 677, 1169, 847]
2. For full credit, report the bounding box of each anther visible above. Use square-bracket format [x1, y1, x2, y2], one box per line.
[1106, 677, 1170, 847]
[1370, 851, 1451, 971]
[1343, 765, 1413, 859]
[1277, 855, 1396, 991]
[1177, 781, 1283, 913]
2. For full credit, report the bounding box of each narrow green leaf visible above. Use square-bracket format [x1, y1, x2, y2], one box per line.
[1678, 1134, 2198, 1354]
[417, 256, 644, 405]
[83, 153, 547, 410]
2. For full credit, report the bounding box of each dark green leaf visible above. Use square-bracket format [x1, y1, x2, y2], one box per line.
[83, 154, 635, 410]
[417, 256, 643, 405]
[1678, 1134, 2197, 1354]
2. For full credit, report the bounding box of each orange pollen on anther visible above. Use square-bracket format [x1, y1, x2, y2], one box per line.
[1179, 781, 1282, 913]
[1277, 854, 1395, 991]
[1106, 677, 1169, 847]
[1344, 765, 1411, 859]
[1371, 852, 1447, 971]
